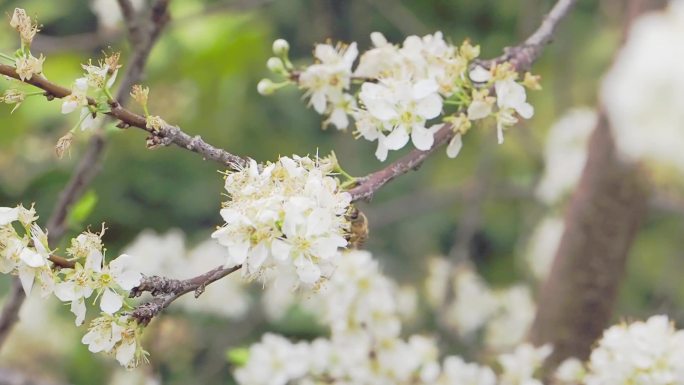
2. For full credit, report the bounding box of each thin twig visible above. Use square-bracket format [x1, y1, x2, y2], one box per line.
[348, 0, 578, 202]
[129, 265, 242, 325]
[0, 63, 249, 171]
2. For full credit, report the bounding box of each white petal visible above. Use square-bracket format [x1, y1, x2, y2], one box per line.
[311, 91, 327, 114]
[72, 298, 86, 326]
[116, 340, 137, 367]
[375, 140, 390, 161]
[384, 126, 410, 150]
[54, 281, 76, 301]
[74, 77, 88, 91]
[446, 134, 463, 158]
[310, 236, 347, 259]
[19, 248, 46, 267]
[229, 241, 250, 265]
[271, 239, 292, 261]
[516, 102, 534, 119]
[61, 100, 78, 114]
[415, 93, 442, 119]
[0, 207, 19, 225]
[411, 124, 435, 151]
[85, 249, 103, 273]
[467, 100, 492, 120]
[469, 66, 492, 83]
[296, 260, 321, 284]
[247, 242, 268, 274]
[17, 265, 35, 295]
[100, 289, 123, 314]
[412, 79, 439, 100]
[329, 107, 349, 129]
[306, 209, 331, 237]
[497, 123, 505, 144]
[115, 270, 142, 291]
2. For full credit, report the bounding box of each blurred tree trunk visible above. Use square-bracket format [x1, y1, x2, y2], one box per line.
[530, 0, 669, 369]
[529, 111, 650, 368]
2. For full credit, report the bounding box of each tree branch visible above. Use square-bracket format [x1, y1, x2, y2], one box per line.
[0, 63, 249, 171]
[348, 0, 578, 202]
[129, 265, 242, 325]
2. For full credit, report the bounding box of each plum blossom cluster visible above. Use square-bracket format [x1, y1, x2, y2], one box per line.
[0, 204, 146, 368]
[602, 1, 684, 176]
[584, 315, 684, 385]
[259, 33, 539, 161]
[234, 250, 553, 385]
[535, 108, 597, 205]
[0, 9, 45, 114]
[60, 51, 121, 134]
[424, 259, 536, 351]
[7, 8, 44, 82]
[211, 155, 352, 286]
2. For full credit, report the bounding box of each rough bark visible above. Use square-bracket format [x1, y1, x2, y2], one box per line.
[529, 111, 650, 367]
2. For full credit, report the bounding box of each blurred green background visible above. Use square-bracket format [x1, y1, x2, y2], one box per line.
[2, 0, 683, 384]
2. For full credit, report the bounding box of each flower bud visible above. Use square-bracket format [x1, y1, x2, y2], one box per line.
[272, 39, 290, 56]
[257, 79, 276, 95]
[266, 57, 285, 74]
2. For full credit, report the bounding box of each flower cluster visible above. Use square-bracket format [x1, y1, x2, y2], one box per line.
[535, 108, 597, 205]
[61, 52, 121, 132]
[602, 1, 684, 175]
[234, 250, 552, 385]
[82, 314, 147, 369]
[0, 204, 145, 368]
[211, 155, 352, 286]
[8, 8, 45, 82]
[0, 204, 52, 296]
[425, 259, 536, 351]
[584, 315, 684, 385]
[260, 33, 538, 161]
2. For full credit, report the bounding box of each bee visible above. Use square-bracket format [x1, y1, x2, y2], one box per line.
[346, 206, 369, 248]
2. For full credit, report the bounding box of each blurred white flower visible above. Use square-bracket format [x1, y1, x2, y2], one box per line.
[536, 108, 597, 204]
[90, 0, 144, 30]
[602, 2, 684, 173]
[525, 215, 565, 280]
[585, 315, 684, 385]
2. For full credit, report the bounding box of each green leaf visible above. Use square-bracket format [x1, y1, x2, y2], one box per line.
[226, 347, 250, 366]
[67, 190, 98, 227]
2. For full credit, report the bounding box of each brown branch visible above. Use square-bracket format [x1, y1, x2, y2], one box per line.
[117, 0, 144, 46]
[0, 63, 248, 170]
[0, 280, 24, 348]
[348, 0, 578, 202]
[129, 265, 242, 325]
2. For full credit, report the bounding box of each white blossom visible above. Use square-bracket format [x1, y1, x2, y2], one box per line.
[357, 78, 442, 160]
[235, 333, 311, 385]
[493, 79, 534, 144]
[602, 2, 684, 173]
[298, 42, 358, 129]
[498, 344, 552, 385]
[212, 156, 351, 286]
[585, 315, 684, 385]
[536, 108, 596, 204]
